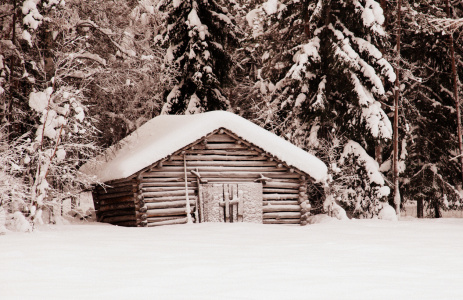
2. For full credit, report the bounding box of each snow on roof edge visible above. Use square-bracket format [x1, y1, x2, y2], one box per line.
[80, 111, 328, 183]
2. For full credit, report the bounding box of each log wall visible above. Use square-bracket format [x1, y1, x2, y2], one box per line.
[137, 130, 309, 226]
[93, 178, 147, 227]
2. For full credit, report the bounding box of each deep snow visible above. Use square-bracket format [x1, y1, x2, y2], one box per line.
[1, 218, 463, 299]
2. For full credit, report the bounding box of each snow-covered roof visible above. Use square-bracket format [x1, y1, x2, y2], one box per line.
[80, 111, 328, 183]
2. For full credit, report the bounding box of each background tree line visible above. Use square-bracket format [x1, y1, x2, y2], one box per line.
[0, 0, 462, 229]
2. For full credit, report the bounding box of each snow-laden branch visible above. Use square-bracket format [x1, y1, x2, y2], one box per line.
[429, 18, 463, 35]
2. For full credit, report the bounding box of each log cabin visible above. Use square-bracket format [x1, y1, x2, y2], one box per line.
[80, 111, 328, 227]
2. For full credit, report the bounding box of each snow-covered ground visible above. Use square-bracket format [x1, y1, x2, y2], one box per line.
[1, 218, 463, 300]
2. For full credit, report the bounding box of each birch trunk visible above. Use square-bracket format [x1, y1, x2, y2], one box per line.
[393, 0, 403, 215]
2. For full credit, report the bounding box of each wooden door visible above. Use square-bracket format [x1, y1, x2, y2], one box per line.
[200, 183, 263, 223]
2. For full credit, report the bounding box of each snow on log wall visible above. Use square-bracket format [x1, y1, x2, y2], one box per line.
[92, 130, 310, 227]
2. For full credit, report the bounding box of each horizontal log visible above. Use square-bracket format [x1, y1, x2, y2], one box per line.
[142, 171, 300, 179]
[98, 208, 135, 218]
[140, 181, 194, 188]
[263, 194, 299, 200]
[146, 166, 288, 173]
[99, 196, 134, 206]
[189, 145, 249, 152]
[195, 143, 247, 150]
[98, 210, 135, 221]
[263, 219, 300, 225]
[107, 177, 135, 184]
[96, 185, 134, 195]
[98, 191, 134, 200]
[147, 217, 188, 226]
[205, 134, 237, 142]
[142, 190, 195, 198]
[146, 200, 196, 210]
[138, 220, 148, 227]
[102, 214, 137, 223]
[263, 205, 301, 213]
[263, 188, 299, 194]
[144, 196, 197, 203]
[146, 216, 187, 222]
[142, 186, 197, 192]
[162, 160, 278, 167]
[195, 178, 260, 183]
[138, 206, 148, 213]
[263, 200, 299, 206]
[180, 154, 269, 161]
[263, 212, 301, 219]
[146, 207, 190, 217]
[172, 150, 262, 158]
[140, 177, 184, 182]
[113, 220, 137, 227]
[263, 181, 301, 189]
[98, 202, 135, 212]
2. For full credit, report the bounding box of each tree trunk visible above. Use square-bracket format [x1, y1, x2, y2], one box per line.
[6, 0, 18, 141]
[303, 0, 310, 37]
[433, 201, 442, 218]
[380, 0, 388, 28]
[445, 0, 463, 186]
[375, 0, 388, 166]
[393, 0, 403, 215]
[417, 198, 423, 218]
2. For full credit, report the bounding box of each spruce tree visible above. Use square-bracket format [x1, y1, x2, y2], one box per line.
[260, 0, 396, 147]
[248, 0, 396, 215]
[158, 0, 242, 114]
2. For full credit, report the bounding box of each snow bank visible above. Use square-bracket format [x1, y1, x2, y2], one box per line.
[81, 111, 328, 183]
[2, 219, 463, 299]
[378, 203, 398, 221]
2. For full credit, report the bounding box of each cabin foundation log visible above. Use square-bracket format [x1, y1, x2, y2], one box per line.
[102, 214, 137, 223]
[146, 216, 187, 222]
[147, 217, 189, 226]
[262, 205, 301, 212]
[263, 219, 300, 224]
[263, 200, 299, 205]
[263, 212, 301, 219]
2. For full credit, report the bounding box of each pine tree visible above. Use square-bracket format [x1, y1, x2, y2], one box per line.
[157, 0, 242, 114]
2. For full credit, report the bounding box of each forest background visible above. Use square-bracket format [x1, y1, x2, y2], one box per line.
[1, 0, 462, 230]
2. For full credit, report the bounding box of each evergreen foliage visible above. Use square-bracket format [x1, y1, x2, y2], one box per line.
[254, 0, 395, 150]
[157, 0, 242, 114]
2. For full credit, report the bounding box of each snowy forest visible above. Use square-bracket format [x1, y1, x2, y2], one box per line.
[1, 0, 463, 231]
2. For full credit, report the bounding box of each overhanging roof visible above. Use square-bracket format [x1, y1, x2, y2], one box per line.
[80, 111, 328, 183]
